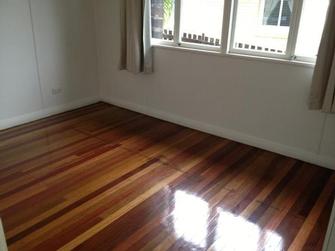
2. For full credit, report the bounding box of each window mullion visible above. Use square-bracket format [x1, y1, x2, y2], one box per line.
[228, 0, 239, 53]
[174, 0, 181, 46]
[286, 0, 304, 59]
[221, 0, 233, 54]
[277, 0, 284, 26]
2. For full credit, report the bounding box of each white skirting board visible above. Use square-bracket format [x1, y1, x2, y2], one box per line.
[1, 95, 333, 170]
[323, 200, 335, 251]
[0, 96, 100, 130]
[102, 97, 335, 170]
[0, 219, 7, 251]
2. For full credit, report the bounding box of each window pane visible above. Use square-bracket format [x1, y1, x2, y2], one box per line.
[295, 0, 329, 59]
[151, 0, 175, 40]
[280, 0, 292, 27]
[180, 0, 224, 47]
[233, 0, 293, 54]
[263, 0, 281, 26]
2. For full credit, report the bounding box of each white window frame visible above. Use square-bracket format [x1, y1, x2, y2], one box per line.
[292, 0, 329, 63]
[176, 0, 224, 52]
[229, 0, 303, 60]
[151, 0, 322, 63]
[152, 0, 224, 52]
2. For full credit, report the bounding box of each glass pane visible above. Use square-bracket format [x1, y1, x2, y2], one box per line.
[295, 0, 329, 59]
[180, 0, 224, 47]
[263, 0, 281, 26]
[233, 0, 293, 54]
[280, 0, 292, 26]
[151, 0, 175, 40]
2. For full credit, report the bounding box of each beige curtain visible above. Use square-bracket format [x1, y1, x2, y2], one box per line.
[120, 0, 153, 74]
[309, 0, 335, 113]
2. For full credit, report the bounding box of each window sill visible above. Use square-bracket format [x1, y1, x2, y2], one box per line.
[152, 43, 315, 69]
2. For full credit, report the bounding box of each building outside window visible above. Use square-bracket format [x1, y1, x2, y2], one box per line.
[263, 0, 293, 27]
[232, 0, 294, 54]
[151, 0, 174, 40]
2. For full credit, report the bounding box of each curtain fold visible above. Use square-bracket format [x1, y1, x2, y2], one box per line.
[309, 0, 335, 113]
[120, 0, 153, 74]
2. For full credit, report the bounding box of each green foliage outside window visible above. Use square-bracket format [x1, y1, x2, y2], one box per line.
[163, 0, 173, 25]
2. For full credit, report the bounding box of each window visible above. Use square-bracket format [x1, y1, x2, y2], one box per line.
[231, 0, 293, 55]
[151, 0, 175, 41]
[295, 0, 329, 59]
[151, 0, 224, 49]
[180, 0, 224, 47]
[263, 0, 293, 27]
[150, 0, 329, 62]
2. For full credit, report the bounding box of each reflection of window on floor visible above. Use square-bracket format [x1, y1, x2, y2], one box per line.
[171, 190, 283, 250]
[172, 190, 209, 248]
[213, 209, 283, 251]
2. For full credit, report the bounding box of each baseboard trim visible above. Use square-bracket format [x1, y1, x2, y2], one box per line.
[0, 219, 7, 251]
[1, 95, 333, 169]
[102, 96, 335, 170]
[0, 96, 100, 130]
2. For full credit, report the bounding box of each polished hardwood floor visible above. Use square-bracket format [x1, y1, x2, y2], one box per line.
[0, 102, 334, 251]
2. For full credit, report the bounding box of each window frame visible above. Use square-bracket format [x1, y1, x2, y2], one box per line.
[229, 0, 304, 60]
[151, 0, 223, 52]
[150, 0, 323, 64]
[175, 0, 224, 52]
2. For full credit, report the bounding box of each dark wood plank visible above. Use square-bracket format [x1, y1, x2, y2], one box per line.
[0, 102, 333, 251]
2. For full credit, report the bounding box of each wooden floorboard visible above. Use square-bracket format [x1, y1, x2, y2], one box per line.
[0, 102, 334, 251]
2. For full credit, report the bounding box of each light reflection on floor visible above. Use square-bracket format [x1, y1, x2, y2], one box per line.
[171, 190, 283, 251]
[173, 190, 209, 248]
[213, 208, 260, 251]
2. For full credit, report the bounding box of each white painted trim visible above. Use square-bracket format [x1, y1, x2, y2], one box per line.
[0, 219, 7, 251]
[221, 0, 233, 54]
[286, 0, 304, 59]
[1, 94, 333, 170]
[152, 44, 315, 68]
[102, 96, 335, 170]
[0, 96, 100, 130]
[323, 200, 335, 251]
[174, 0, 181, 46]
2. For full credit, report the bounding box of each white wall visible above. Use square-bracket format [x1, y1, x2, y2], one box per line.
[95, 0, 335, 169]
[0, 0, 99, 129]
[1, 0, 333, 168]
[320, 115, 335, 162]
[0, 0, 43, 121]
